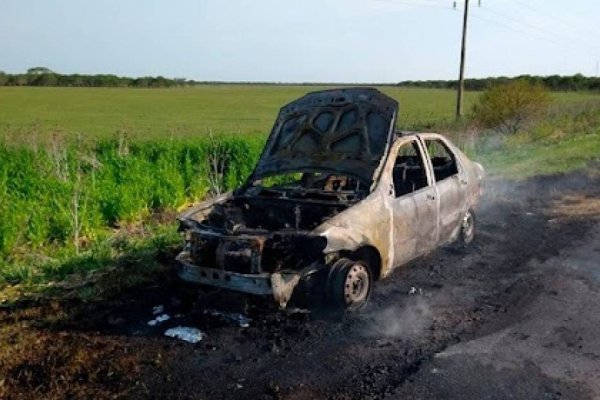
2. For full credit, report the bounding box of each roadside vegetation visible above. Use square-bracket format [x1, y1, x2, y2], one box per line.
[0, 83, 599, 302]
[0, 133, 263, 299]
[467, 80, 600, 178]
[477, 98, 600, 178]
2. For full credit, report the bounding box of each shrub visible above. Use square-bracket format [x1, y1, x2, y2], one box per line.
[472, 80, 551, 134]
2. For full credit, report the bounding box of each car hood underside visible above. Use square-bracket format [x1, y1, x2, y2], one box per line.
[250, 88, 399, 184]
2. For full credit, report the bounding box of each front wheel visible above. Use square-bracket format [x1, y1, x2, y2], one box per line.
[328, 258, 372, 311]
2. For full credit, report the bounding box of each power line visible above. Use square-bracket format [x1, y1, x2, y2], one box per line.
[509, 0, 600, 39]
[372, 0, 455, 10]
[470, 12, 592, 62]
[471, 12, 578, 51]
[507, 0, 600, 53]
[477, 4, 600, 57]
[479, 6, 575, 45]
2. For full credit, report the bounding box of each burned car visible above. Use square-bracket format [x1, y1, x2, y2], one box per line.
[176, 88, 484, 310]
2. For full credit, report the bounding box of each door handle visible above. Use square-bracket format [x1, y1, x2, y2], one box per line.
[427, 193, 436, 200]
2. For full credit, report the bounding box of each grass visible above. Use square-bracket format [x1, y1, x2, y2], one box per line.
[1, 86, 481, 139]
[0, 84, 599, 301]
[482, 132, 600, 178]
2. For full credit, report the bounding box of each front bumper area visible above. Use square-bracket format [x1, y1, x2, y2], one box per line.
[176, 251, 301, 307]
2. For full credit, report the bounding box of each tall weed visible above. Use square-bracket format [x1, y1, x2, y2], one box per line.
[0, 135, 264, 261]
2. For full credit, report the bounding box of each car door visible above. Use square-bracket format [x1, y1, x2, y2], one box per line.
[421, 136, 467, 245]
[389, 139, 439, 267]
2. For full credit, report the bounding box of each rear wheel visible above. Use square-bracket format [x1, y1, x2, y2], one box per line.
[460, 209, 475, 245]
[328, 258, 372, 311]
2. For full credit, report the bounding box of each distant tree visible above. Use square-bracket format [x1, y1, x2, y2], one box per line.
[571, 73, 586, 91]
[26, 66, 54, 75]
[174, 78, 187, 86]
[132, 77, 150, 87]
[70, 75, 85, 87]
[0, 71, 6, 86]
[39, 73, 59, 86]
[472, 80, 552, 134]
[544, 75, 561, 90]
[14, 74, 27, 86]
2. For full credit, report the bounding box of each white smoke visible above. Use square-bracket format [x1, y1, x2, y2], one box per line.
[366, 297, 433, 338]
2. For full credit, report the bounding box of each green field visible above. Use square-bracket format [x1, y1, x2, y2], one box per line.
[0, 86, 482, 139]
[0, 86, 481, 138]
[2, 86, 598, 140]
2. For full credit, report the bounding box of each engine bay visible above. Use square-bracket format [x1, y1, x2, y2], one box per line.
[182, 171, 367, 274]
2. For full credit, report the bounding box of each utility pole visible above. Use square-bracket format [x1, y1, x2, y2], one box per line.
[456, 0, 470, 119]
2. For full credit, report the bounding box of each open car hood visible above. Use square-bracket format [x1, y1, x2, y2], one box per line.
[249, 88, 398, 184]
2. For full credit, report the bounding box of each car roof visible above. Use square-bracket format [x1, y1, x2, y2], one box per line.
[393, 131, 446, 141]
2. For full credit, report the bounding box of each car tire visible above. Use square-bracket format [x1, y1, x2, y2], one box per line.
[327, 258, 372, 311]
[460, 209, 476, 245]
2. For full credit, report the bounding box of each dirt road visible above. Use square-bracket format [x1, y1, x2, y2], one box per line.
[2, 167, 599, 399]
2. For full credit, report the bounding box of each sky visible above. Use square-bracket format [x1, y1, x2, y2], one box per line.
[1, 0, 600, 83]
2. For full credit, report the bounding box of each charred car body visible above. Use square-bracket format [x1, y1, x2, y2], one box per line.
[176, 88, 484, 310]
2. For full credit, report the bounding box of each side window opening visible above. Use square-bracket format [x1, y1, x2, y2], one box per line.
[393, 141, 428, 197]
[425, 140, 458, 182]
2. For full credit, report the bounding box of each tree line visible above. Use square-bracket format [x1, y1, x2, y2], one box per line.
[1, 67, 599, 91]
[397, 73, 600, 92]
[0, 67, 192, 88]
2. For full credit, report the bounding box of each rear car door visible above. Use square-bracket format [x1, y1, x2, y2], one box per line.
[421, 136, 467, 245]
[389, 139, 439, 267]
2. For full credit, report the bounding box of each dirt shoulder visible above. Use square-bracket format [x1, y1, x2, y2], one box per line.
[390, 223, 600, 400]
[1, 168, 600, 400]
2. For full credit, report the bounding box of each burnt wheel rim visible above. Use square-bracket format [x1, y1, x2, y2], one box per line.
[343, 263, 370, 306]
[462, 211, 474, 243]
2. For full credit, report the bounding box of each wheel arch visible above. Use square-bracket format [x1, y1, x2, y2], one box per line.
[339, 245, 382, 281]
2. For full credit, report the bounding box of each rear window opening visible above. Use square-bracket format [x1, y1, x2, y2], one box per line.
[425, 139, 459, 182]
